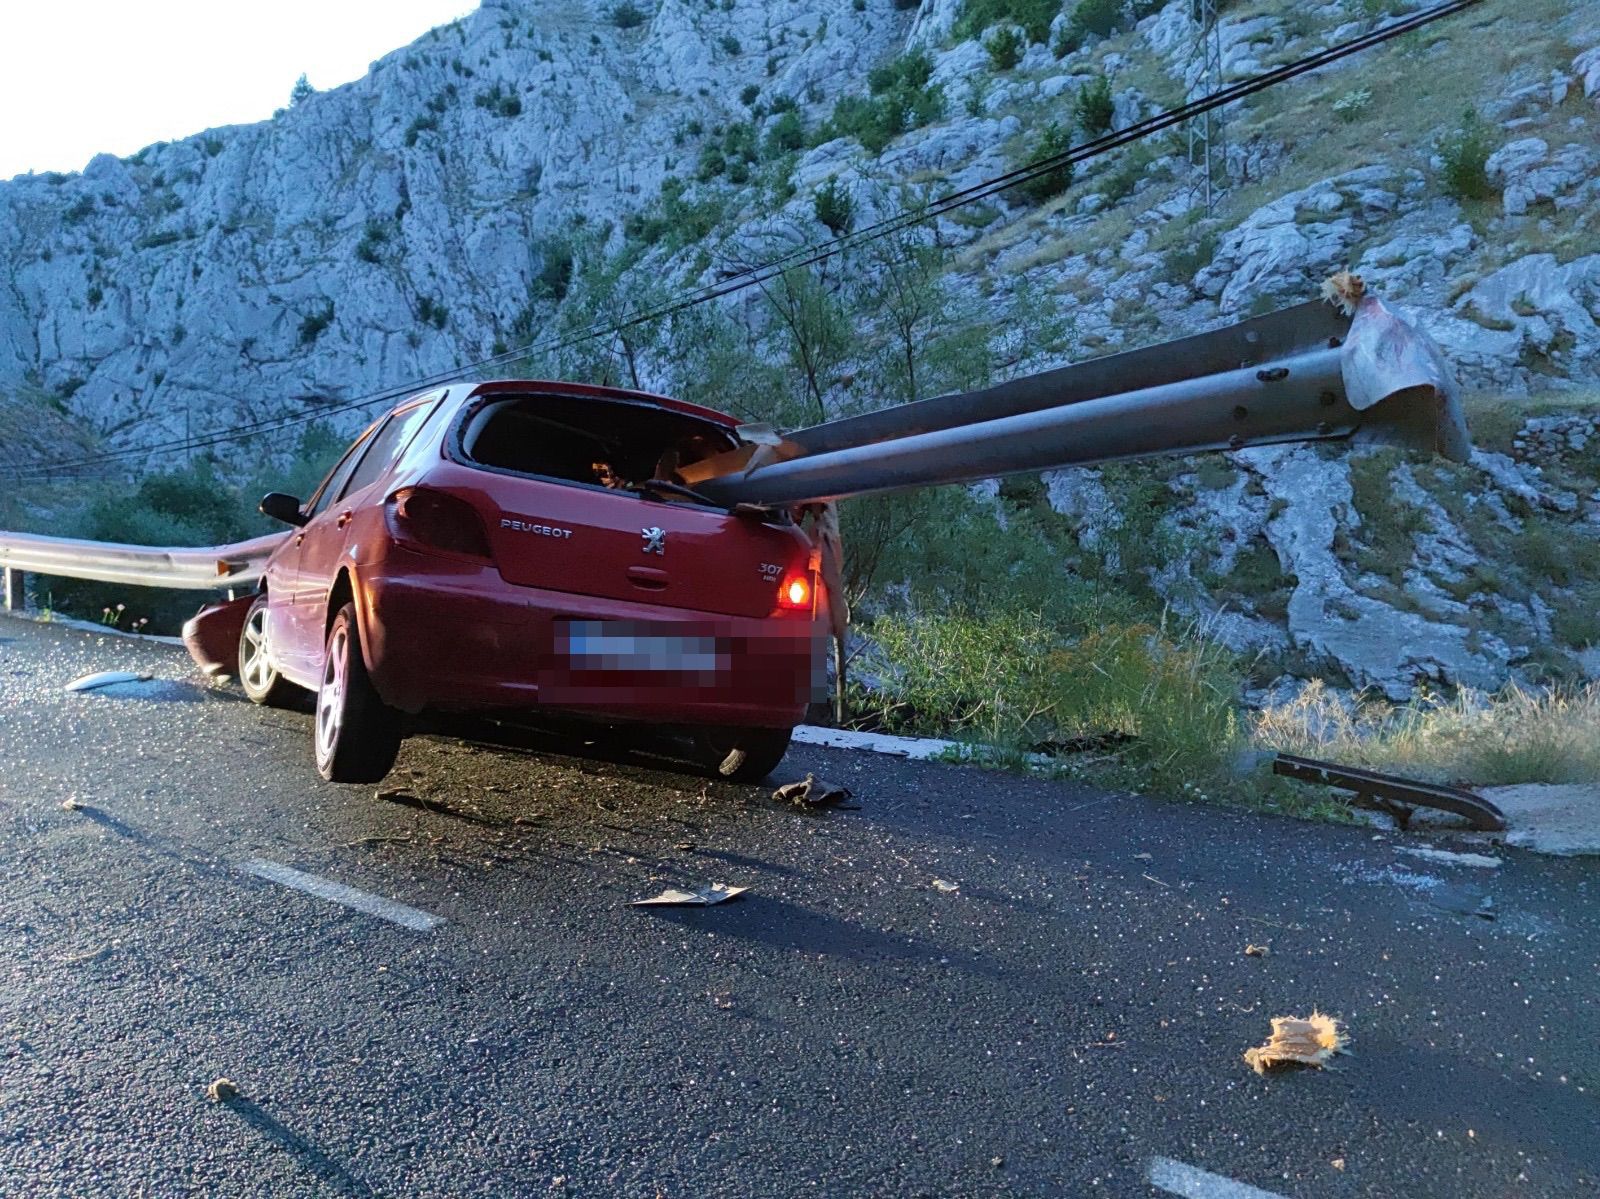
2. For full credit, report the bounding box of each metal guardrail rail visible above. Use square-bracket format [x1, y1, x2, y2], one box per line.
[0, 529, 284, 609]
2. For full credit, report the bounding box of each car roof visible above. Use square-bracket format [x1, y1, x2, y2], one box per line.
[420, 379, 742, 429]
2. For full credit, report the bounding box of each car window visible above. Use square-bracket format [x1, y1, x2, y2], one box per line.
[337, 402, 436, 502]
[305, 428, 377, 519]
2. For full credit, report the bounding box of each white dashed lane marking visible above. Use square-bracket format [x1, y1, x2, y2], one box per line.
[1147, 1156, 1288, 1199]
[240, 858, 445, 932]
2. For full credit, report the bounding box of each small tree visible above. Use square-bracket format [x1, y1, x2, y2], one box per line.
[1014, 122, 1075, 204]
[1439, 109, 1493, 201]
[1075, 75, 1115, 136]
[759, 262, 852, 422]
[984, 26, 1023, 70]
[813, 177, 856, 235]
[289, 73, 315, 106]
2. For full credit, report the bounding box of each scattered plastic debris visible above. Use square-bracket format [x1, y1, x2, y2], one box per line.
[631, 883, 746, 907]
[772, 773, 854, 808]
[205, 1077, 239, 1102]
[66, 670, 153, 693]
[1244, 1012, 1349, 1074]
[1244, 943, 1271, 957]
[931, 879, 960, 894]
[60, 798, 83, 811]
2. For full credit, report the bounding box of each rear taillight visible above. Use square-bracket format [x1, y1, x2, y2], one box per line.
[776, 570, 813, 611]
[385, 487, 491, 561]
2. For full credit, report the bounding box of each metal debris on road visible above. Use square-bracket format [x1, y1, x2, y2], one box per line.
[931, 878, 960, 894]
[65, 670, 154, 693]
[772, 773, 854, 808]
[205, 1077, 239, 1102]
[1243, 1012, 1350, 1074]
[60, 798, 83, 811]
[1272, 752, 1506, 832]
[631, 883, 747, 907]
[1244, 943, 1271, 957]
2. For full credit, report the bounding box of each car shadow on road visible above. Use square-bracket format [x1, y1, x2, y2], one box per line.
[637, 893, 1006, 981]
[223, 1097, 376, 1197]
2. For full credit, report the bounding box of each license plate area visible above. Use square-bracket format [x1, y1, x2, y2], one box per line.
[558, 619, 728, 676]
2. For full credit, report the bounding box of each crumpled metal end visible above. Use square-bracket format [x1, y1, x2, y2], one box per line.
[1343, 294, 1470, 462]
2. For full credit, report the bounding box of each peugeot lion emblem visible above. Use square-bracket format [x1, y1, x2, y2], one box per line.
[641, 526, 666, 555]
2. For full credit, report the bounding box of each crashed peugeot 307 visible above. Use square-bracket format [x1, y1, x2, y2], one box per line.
[185, 380, 827, 785]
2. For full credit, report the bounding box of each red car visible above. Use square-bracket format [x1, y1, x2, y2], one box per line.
[210, 380, 825, 784]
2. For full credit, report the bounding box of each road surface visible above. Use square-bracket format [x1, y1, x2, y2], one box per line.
[1, 614, 1595, 1197]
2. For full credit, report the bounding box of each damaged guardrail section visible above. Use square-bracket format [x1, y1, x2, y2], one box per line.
[696, 285, 1468, 505]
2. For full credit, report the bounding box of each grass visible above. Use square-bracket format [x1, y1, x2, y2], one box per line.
[1252, 680, 1600, 787]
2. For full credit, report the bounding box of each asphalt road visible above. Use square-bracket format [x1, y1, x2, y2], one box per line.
[1, 613, 1596, 1198]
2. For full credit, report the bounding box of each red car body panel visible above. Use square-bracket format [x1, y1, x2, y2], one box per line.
[232, 381, 824, 729]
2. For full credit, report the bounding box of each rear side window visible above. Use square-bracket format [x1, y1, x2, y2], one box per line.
[338, 402, 436, 501]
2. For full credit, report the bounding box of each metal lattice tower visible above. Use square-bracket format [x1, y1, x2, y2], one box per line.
[1188, 0, 1225, 212]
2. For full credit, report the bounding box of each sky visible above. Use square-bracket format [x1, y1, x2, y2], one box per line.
[1, 0, 479, 181]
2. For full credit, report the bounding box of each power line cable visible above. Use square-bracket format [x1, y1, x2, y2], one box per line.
[6, 0, 1479, 481]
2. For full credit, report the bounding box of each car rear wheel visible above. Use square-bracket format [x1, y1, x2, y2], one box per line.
[238, 595, 298, 708]
[314, 603, 402, 783]
[693, 726, 793, 783]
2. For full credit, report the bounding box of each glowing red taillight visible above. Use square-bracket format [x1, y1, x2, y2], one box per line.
[385, 487, 491, 561]
[777, 572, 813, 611]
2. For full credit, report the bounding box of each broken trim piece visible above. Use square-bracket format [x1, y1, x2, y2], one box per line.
[1271, 752, 1506, 832]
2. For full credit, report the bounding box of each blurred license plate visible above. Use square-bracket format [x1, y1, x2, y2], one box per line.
[562, 621, 726, 673]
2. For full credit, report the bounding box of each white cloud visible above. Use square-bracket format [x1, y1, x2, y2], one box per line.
[1, 0, 478, 180]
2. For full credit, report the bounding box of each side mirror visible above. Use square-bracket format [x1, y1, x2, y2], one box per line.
[259, 492, 308, 528]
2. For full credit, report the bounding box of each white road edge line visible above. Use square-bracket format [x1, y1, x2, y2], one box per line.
[1147, 1156, 1288, 1199]
[791, 724, 959, 760]
[1396, 845, 1502, 868]
[240, 858, 444, 932]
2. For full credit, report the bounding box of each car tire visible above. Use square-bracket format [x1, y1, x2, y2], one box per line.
[694, 726, 794, 783]
[238, 595, 299, 708]
[314, 602, 402, 784]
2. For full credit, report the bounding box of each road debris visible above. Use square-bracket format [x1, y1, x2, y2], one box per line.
[1397, 846, 1502, 869]
[65, 670, 154, 693]
[931, 878, 960, 894]
[1430, 882, 1495, 920]
[1243, 1012, 1350, 1074]
[205, 1077, 239, 1103]
[1244, 943, 1271, 957]
[60, 798, 83, 811]
[631, 883, 746, 907]
[772, 773, 854, 808]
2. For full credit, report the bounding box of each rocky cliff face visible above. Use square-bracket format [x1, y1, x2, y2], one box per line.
[2, 0, 1599, 698]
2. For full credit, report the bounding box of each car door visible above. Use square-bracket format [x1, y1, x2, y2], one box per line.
[294, 401, 438, 670]
[275, 430, 374, 681]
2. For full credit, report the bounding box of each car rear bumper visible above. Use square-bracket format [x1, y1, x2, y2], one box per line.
[358, 553, 824, 727]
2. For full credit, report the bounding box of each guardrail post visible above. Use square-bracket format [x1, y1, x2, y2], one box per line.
[3, 566, 24, 613]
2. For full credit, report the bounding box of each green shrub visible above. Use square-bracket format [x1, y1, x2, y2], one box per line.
[535, 237, 574, 300]
[867, 609, 1242, 789]
[740, 83, 760, 106]
[289, 73, 315, 106]
[696, 145, 726, 180]
[1439, 109, 1492, 201]
[813, 177, 855, 235]
[763, 109, 806, 157]
[821, 51, 943, 154]
[719, 34, 741, 55]
[984, 26, 1023, 70]
[474, 83, 521, 118]
[1163, 228, 1218, 283]
[952, 0, 1062, 43]
[1012, 121, 1075, 204]
[298, 301, 335, 344]
[1074, 74, 1114, 135]
[1054, 0, 1122, 53]
[610, 3, 646, 28]
[417, 296, 448, 330]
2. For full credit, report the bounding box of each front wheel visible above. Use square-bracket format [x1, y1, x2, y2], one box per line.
[314, 603, 401, 783]
[692, 726, 794, 783]
[238, 595, 299, 708]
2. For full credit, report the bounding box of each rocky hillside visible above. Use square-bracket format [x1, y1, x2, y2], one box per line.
[2, 0, 1599, 698]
